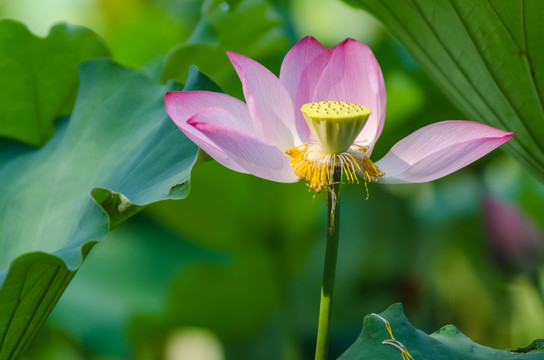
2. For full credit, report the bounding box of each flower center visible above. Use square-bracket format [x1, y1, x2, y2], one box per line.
[286, 101, 384, 193]
[301, 101, 371, 154]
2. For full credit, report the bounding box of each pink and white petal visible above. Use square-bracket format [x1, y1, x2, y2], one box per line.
[188, 107, 299, 183]
[174, 107, 248, 175]
[312, 39, 386, 153]
[279, 36, 332, 142]
[165, 90, 256, 134]
[228, 51, 299, 150]
[374, 121, 514, 184]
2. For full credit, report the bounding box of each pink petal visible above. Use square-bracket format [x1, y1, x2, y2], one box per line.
[228, 51, 299, 151]
[312, 39, 386, 153]
[188, 107, 299, 183]
[279, 36, 332, 142]
[375, 121, 514, 184]
[165, 90, 256, 134]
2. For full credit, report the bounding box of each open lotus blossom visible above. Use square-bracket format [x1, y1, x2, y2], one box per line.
[165, 37, 514, 192]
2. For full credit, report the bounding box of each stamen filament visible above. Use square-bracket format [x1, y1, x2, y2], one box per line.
[285, 142, 384, 194]
[372, 313, 415, 360]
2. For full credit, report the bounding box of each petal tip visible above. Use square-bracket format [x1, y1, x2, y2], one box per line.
[335, 38, 370, 50]
[486, 126, 516, 144]
[226, 51, 244, 63]
[298, 35, 320, 45]
[164, 91, 177, 102]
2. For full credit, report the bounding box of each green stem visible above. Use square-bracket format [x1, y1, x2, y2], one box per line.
[314, 172, 341, 360]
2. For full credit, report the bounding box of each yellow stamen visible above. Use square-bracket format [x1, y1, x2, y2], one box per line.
[285, 141, 383, 194]
[288, 101, 382, 195]
[288, 101, 382, 228]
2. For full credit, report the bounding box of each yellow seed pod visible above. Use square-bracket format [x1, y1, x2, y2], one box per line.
[301, 101, 372, 154]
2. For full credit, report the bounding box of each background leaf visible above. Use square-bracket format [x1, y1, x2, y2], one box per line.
[339, 303, 544, 359]
[97, 0, 200, 69]
[0, 19, 109, 146]
[0, 58, 216, 359]
[344, 0, 544, 182]
[161, 0, 288, 98]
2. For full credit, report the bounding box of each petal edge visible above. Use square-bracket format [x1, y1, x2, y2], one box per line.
[375, 121, 514, 184]
[189, 107, 299, 183]
[279, 36, 331, 142]
[227, 51, 299, 150]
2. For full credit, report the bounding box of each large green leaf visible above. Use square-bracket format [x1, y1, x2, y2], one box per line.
[344, 0, 544, 182]
[162, 0, 288, 98]
[0, 59, 215, 359]
[0, 20, 110, 146]
[339, 303, 544, 359]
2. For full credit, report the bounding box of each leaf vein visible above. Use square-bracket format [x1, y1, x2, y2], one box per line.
[5, 266, 61, 360]
[448, 0, 544, 160]
[404, 0, 543, 168]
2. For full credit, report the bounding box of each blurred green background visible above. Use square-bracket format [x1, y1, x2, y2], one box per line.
[1, 0, 543, 359]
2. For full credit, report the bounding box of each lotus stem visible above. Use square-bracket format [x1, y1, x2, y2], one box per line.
[314, 170, 342, 360]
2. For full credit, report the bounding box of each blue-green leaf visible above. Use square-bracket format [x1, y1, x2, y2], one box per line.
[0, 59, 216, 359]
[339, 303, 544, 359]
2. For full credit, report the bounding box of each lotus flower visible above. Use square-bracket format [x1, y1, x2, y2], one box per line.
[483, 196, 544, 273]
[165, 37, 513, 192]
